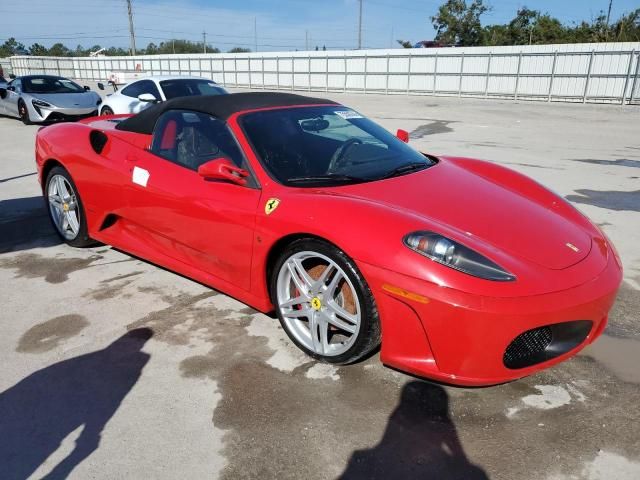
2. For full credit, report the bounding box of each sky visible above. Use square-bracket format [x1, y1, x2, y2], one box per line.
[1, 0, 638, 52]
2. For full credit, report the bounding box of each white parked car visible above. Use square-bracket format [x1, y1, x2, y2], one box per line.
[97, 76, 228, 115]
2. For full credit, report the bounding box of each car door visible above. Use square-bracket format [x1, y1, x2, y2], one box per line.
[120, 79, 162, 114]
[4, 79, 21, 117]
[123, 109, 261, 290]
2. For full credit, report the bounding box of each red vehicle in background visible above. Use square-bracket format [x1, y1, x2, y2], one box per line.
[34, 92, 622, 386]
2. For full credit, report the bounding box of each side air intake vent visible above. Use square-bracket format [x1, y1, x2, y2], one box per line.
[89, 130, 108, 154]
[503, 320, 593, 369]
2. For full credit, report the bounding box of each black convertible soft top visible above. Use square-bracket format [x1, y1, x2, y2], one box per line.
[115, 92, 338, 134]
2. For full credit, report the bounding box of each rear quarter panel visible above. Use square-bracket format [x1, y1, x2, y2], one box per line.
[36, 123, 134, 232]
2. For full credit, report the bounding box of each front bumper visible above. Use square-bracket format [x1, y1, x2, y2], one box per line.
[358, 251, 622, 386]
[31, 103, 98, 123]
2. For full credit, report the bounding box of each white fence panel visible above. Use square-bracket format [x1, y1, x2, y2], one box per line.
[7, 42, 640, 104]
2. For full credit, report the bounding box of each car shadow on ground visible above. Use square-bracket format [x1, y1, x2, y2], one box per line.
[338, 381, 488, 480]
[0, 328, 153, 480]
[0, 196, 61, 253]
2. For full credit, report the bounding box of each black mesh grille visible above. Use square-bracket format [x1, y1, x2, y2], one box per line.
[504, 326, 553, 369]
[46, 110, 97, 122]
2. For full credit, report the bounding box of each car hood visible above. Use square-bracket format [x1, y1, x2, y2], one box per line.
[322, 159, 592, 270]
[29, 91, 99, 108]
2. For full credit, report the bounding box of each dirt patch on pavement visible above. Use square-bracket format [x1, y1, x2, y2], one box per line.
[605, 282, 640, 339]
[17, 314, 89, 353]
[0, 252, 102, 283]
[410, 120, 455, 139]
[571, 158, 640, 168]
[565, 189, 640, 212]
[82, 272, 145, 301]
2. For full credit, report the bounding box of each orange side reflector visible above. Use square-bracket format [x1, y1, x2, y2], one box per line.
[382, 284, 430, 304]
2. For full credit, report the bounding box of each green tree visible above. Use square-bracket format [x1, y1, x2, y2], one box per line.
[533, 14, 566, 44]
[228, 47, 251, 53]
[432, 0, 489, 46]
[29, 43, 49, 56]
[145, 42, 159, 55]
[75, 44, 89, 57]
[611, 8, 640, 42]
[397, 40, 413, 48]
[508, 7, 539, 45]
[47, 43, 71, 57]
[106, 46, 129, 56]
[481, 24, 510, 45]
[481, 7, 567, 46]
[0, 37, 26, 57]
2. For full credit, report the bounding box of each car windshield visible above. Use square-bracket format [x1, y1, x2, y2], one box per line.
[241, 106, 435, 186]
[22, 76, 84, 94]
[160, 79, 227, 99]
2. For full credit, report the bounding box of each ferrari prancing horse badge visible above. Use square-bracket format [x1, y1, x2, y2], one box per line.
[265, 198, 280, 215]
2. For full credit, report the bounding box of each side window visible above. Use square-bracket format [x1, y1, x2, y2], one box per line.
[11, 79, 21, 91]
[150, 110, 248, 173]
[122, 80, 161, 100]
[121, 81, 142, 98]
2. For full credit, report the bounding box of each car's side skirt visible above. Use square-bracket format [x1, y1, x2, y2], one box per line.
[92, 218, 273, 313]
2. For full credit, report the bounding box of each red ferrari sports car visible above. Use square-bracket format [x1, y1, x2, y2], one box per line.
[35, 92, 622, 386]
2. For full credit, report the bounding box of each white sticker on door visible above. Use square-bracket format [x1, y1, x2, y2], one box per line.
[132, 166, 150, 187]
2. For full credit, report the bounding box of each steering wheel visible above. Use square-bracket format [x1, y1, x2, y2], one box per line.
[327, 138, 363, 172]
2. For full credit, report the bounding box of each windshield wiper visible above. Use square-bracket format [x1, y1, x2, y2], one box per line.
[379, 162, 429, 180]
[287, 173, 367, 184]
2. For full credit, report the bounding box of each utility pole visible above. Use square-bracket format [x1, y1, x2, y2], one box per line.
[390, 27, 394, 48]
[254, 17, 258, 52]
[203, 30, 207, 54]
[358, 0, 363, 49]
[126, 0, 136, 56]
[305, 30, 309, 51]
[606, 0, 613, 27]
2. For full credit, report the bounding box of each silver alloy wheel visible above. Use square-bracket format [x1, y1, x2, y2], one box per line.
[276, 251, 361, 357]
[47, 174, 81, 240]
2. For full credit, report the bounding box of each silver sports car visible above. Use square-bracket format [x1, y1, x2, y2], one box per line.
[0, 75, 102, 124]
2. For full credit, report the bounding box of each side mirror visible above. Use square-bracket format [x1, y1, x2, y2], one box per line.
[396, 129, 409, 143]
[97, 82, 105, 90]
[84, 85, 91, 91]
[0, 88, 6, 100]
[198, 158, 248, 186]
[138, 93, 157, 103]
[9, 74, 16, 79]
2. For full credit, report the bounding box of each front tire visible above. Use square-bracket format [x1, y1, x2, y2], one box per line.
[18, 99, 32, 125]
[45, 166, 95, 247]
[271, 238, 380, 364]
[100, 106, 114, 116]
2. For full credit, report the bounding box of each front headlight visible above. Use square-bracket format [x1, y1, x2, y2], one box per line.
[32, 99, 53, 108]
[404, 231, 516, 281]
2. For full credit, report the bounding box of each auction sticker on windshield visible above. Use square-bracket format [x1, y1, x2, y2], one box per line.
[335, 110, 363, 120]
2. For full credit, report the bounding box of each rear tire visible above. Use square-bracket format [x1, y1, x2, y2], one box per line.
[18, 99, 32, 125]
[100, 106, 114, 116]
[45, 166, 95, 247]
[270, 238, 381, 365]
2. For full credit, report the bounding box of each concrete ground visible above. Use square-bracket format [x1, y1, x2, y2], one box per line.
[1, 87, 639, 480]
